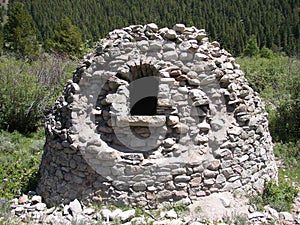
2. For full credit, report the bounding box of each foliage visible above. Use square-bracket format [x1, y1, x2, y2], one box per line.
[0, 55, 76, 133]
[0, 130, 44, 199]
[243, 35, 259, 57]
[8, 0, 300, 56]
[223, 213, 249, 225]
[45, 17, 83, 58]
[274, 142, 300, 184]
[250, 180, 298, 212]
[262, 181, 298, 212]
[260, 46, 274, 59]
[3, 2, 39, 59]
[237, 56, 300, 143]
[0, 200, 19, 225]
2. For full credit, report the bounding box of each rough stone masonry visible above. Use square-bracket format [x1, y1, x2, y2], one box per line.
[37, 23, 278, 207]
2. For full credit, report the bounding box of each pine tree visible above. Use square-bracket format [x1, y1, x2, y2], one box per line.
[46, 17, 83, 57]
[3, 2, 39, 59]
[243, 35, 259, 57]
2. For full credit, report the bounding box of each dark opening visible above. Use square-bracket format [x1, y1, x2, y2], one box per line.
[129, 77, 159, 116]
[130, 96, 158, 115]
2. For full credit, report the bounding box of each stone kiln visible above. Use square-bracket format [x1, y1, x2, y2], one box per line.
[37, 23, 277, 207]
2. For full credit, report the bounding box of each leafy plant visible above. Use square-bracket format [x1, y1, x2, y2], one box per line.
[223, 213, 249, 225]
[237, 56, 300, 142]
[0, 55, 76, 133]
[262, 181, 298, 212]
[251, 180, 298, 212]
[0, 200, 19, 225]
[0, 130, 44, 199]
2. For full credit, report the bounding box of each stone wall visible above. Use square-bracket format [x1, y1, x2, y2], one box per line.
[37, 23, 277, 207]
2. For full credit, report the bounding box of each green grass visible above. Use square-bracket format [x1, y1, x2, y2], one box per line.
[274, 142, 300, 185]
[0, 129, 44, 199]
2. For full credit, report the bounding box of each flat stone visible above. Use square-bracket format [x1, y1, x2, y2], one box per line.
[69, 199, 82, 215]
[207, 160, 221, 171]
[132, 181, 147, 191]
[167, 116, 179, 126]
[35, 203, 47, 211]
[163, 51, 178, 61]
[220, 197, 231, 208]
[279, 212, 294, 221]
[248, 212, 265, 220]
[146, 23, 159, 32]
[164, 138, 176, 147]
[174, 175, 191, 182]
[117, 209, 136, 222]
[110, 208, 123, 220]
[100, 208, 112, 220]
[173, 24, 185, 33]
[31, 195, 42, 204]
[18, 195, 29, 204]
[165, 209, 177, 219]
[267, 207, 279, 219]
[116, 115, 166, 127]
[188, 78, 200, 86]
[189, 177, 202, 187]
[165, 29, 177, 40]
[194, 53, 208, 61]
[83, 208, 95, 215]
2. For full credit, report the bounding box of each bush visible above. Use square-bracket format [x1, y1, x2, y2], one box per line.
[0, 130, 44, 199]
[262, 181, 298, 212]
[237, 56, 300, 142]
[0, 55, 75, 133]
[274, 142, 300, 184]
[250, 180, 298, 212]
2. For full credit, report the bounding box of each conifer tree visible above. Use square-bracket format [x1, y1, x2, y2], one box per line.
[3, 2, 39, 59]
[243, 35, 259, 57]
[46, 17, 83, 57]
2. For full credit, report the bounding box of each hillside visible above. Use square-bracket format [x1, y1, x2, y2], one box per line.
[8, 0, 300, 56]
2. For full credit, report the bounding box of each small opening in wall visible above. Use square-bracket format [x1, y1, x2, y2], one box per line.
[129, 77, 159, 116]
[130, 96, 158, 115]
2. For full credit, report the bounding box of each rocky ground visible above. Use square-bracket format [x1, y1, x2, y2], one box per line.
[3, 191, 299, 225]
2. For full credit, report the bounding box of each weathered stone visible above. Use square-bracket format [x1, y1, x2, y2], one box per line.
[38, 23, 277, 209]
[69, 199, 82, 215]
[248, 212, 265, 219]
[117, 209, 136, 222]
[173, 24, 186, 33]
[165, 209, 177, 219]
[35, 203, 47, 211]
[132, 182, 147, 191]
[18, 195, 29, 204]
[31, 195, 42, 204]
[164, 138, 176, 147]
[163, 51, 178, 61]
[165, 29, 177, 40]
[279, 212, 294, 221]
[174, 175, 191, 182]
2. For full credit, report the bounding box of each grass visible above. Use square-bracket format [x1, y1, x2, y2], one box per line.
[249, 141, 299, 213]
[273, 142, 300, 185]
[0, 129, 44, 199]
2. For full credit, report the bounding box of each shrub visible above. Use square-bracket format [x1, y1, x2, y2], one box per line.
[237, 56, 300, 142]
[0, 130, 44, 199]
[262, 180, 298, 212]
[0, 55, 75, 133]
[250, 180, 298, 212]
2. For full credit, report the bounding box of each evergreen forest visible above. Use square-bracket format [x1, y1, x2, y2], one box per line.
[6, 0, 300, 57]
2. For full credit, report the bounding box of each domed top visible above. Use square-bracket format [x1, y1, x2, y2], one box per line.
[37, 23, 277, 207]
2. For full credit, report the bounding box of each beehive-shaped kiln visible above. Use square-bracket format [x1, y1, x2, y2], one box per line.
[37, 24, 277, 207]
